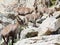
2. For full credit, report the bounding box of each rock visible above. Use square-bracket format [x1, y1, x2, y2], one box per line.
[55, 0, 60, 5]
[38, 16, 60, 36]
[2, 16, 8, 22]
[53, 11, 60, 19]
[20, 0, 35, 9]
[15, 34, 60, 45]
[41, 13, 49, 20]
[26, 32, 38, 38]
[38, 28, 52, 36]
[0, 0, 18, 14]
[0, 13, 15, 27]
[0, 0, 18, 5]
[40, 16, 60, 32]
[20, 27, 38, 39]
[25, 0, 35, 9]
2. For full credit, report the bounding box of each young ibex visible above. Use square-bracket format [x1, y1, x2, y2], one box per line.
[0, 15, 23, 45]
[18, 12, 43, 27]
[14, 7, 34, 16]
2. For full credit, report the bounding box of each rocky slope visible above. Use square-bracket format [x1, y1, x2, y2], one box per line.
[0, 0, 60, 45]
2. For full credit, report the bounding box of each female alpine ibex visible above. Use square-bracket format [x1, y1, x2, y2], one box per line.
[0, 15, 23, 45]
[18, 11, 43, 27]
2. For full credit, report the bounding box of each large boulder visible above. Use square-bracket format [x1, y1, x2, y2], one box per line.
[53, 11, 60, 18]
[38, 16, 60, 36]
[20, 27, 38, 39]
[20, 16, 60, 39]
[15, 34, 60, 45]
[40, 16, 60, 32]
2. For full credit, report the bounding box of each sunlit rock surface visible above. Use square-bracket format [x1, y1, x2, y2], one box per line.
[20, 0, 35, 9]
[0, 0, 18, 14]
[15, 34, 60, 45]
[20, 16, 60, 39]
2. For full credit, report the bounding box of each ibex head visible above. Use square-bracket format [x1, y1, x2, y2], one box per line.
[16, 15, 26, 25]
